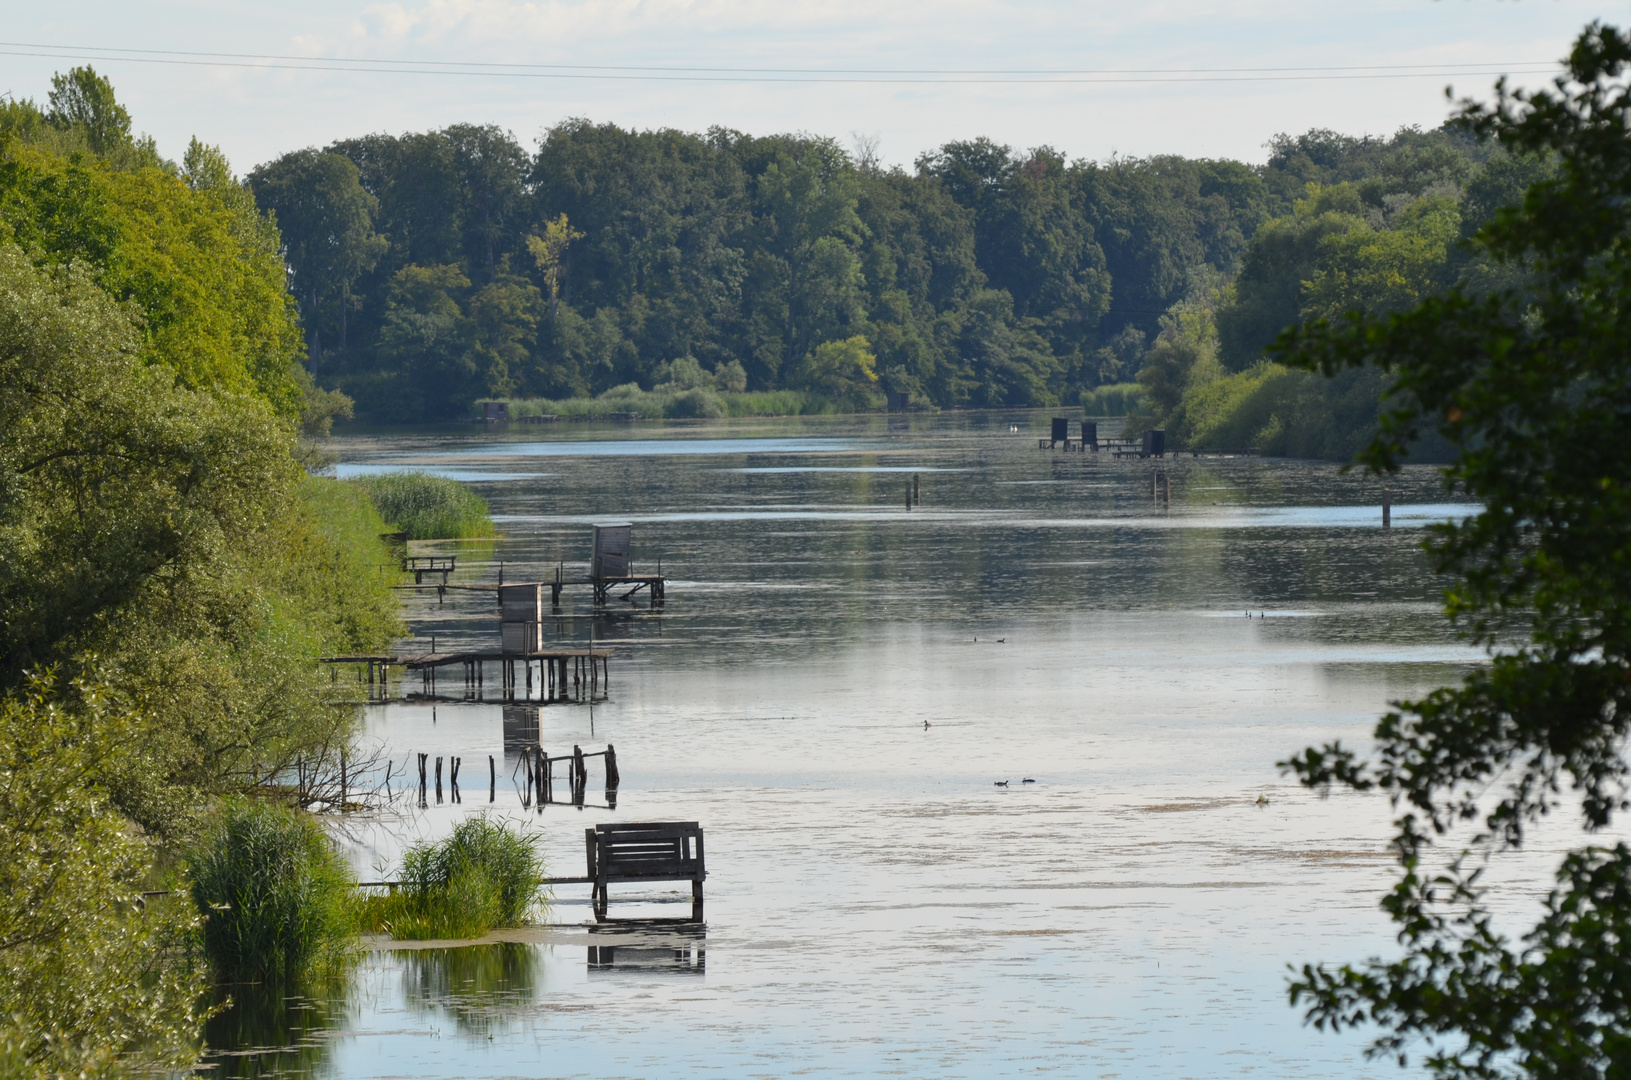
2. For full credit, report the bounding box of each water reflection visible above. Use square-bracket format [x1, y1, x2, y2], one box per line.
[397, 942, 540, 1038]
[199, 982, 349, 1078]
[587, 941, 704, 974]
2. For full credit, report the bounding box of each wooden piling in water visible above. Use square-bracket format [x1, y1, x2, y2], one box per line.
[1383, 487, 1392, 529]
[605, 743, 620, 788]
[489, 754, 496, 802]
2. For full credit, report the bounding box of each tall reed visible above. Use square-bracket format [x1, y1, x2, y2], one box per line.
[348, 472, 492, 540]
[358, 816, 545, 940]
[187, 799, 358, 983]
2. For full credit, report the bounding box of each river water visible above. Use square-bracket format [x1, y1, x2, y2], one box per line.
[208, 411, 1499, 1078]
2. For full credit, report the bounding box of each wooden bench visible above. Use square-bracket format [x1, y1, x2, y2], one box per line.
[586, 821, 705, 923]
[402, 555, 456, 585]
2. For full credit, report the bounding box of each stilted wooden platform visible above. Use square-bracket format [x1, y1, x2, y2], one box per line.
[320, 648, 611, 702]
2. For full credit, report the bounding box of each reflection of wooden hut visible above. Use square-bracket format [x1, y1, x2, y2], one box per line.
[502, 704, 539, 748]
[499, 582, 545, 654]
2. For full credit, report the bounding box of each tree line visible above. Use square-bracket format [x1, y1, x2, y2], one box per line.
[246, 115, 1522, 423]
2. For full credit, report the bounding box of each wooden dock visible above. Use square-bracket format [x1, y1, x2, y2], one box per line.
[390, 572, 667, 606]
[321, 647, 612, 702]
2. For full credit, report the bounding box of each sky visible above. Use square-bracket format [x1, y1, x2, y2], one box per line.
[0, 1, 1622, 174]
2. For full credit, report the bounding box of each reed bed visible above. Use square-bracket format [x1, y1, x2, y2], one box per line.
[358, 817, 545, 940]
[506, 386, 833, 420]
[348, 472, 493, 540]
[187, 800, 359, 983]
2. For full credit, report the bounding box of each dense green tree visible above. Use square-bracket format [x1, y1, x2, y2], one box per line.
[250, 113, 1520, 422]
[0, 135, 304, 413]
[1276, 24, 1631, 1075]
[45, 66, 131, 156]
[248, 149, 387, 361]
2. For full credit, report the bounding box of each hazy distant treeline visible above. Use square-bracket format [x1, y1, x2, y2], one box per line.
[246, 119, 1515, 422]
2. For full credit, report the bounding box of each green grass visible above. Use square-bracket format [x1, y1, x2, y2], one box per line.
[187, 799, 359, 983]
[347, 472, 493, 540]
[358, 817, 545, 940]
[505, 386, 837, 420]
[1081, 382, 1145, 416]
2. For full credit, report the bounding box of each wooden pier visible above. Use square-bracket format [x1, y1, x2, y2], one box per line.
[321, 647, 612, 703]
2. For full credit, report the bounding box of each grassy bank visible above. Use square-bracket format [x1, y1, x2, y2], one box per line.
[1080, 382, 1144, 417]
[348, 472, 494, 540]
[504, 385, 838, 421]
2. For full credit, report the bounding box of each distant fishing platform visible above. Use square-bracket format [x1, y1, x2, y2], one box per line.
[324, 523, 660, 702]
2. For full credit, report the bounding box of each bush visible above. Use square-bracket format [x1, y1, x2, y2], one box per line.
[0, 677, 209, 1074]
[348, 472, 492, 540]
[667, 386, 728, 418]
[188, 800, 358, 983]
[358, 817, 544, 940]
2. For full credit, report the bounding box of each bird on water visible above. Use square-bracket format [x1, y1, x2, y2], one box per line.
[994, 780, 1009, 787]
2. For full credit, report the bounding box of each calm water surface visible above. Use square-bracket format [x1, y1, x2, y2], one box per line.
[214, 411, 1510, 1078]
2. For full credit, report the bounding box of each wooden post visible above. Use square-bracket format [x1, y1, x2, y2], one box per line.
[539, 745, 550, 803]
[1383, 487, 1392, 529]
[489, 754, 496, 802]
[435, 756, 443, 802]
[604, 743, 620, 788]
[573, 744, 587, 799]
[1162, 472, 1171, 504]
[913, 473, 920, 505]
[417, 752, 427, 804]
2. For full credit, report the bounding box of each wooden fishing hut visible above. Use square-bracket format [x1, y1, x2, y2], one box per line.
[542, 522, 667, 605]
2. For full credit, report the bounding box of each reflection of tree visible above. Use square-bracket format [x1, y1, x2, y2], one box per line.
[200, 981, 351, 1079]
[398, 943, 541, 1037]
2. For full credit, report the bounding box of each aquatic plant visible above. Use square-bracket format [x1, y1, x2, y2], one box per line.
[359, 817, 545, 940]
[348, 472, 493, 540]
[188, 799, 358, 983]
